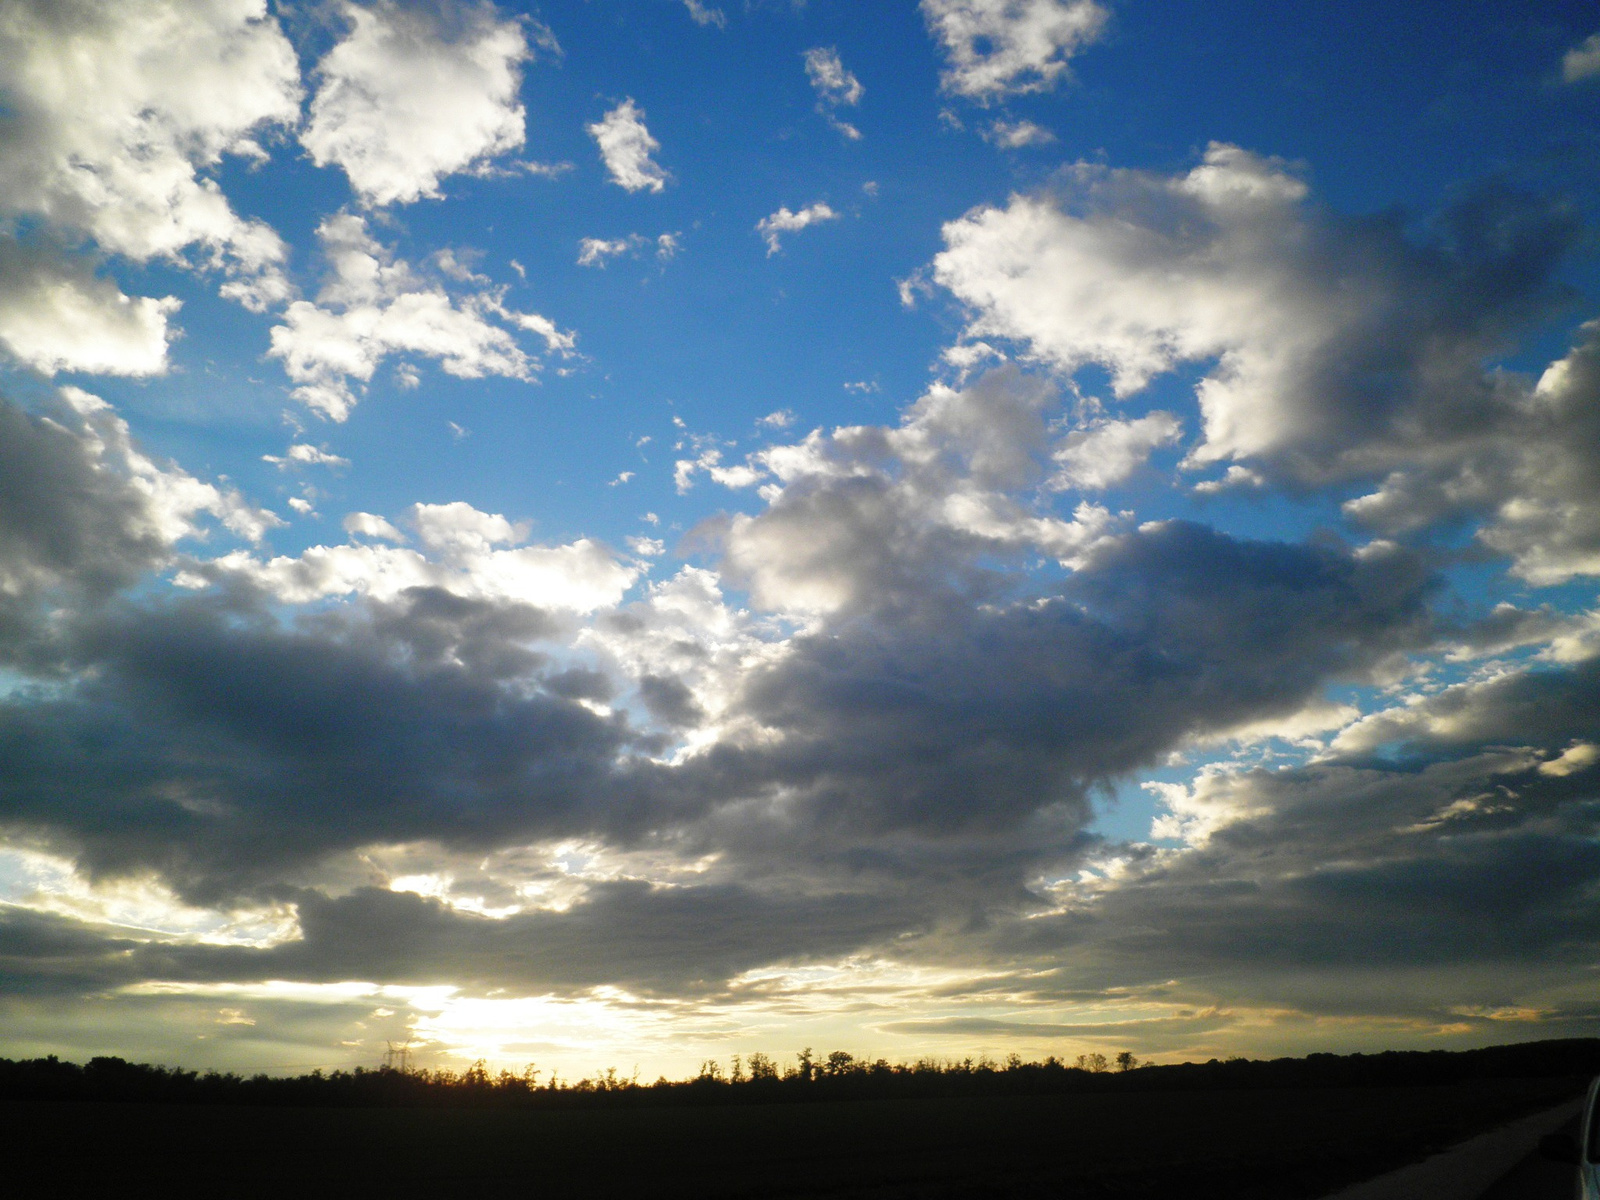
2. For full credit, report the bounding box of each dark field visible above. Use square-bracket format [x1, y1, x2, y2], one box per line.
[0, 1076, 1581, 1199]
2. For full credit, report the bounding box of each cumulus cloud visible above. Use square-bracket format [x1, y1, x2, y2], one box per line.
[269, 213, 573, 420]
[0, 0, 299, 309]
[5, 358, 1577, 1053]
[932, 146, 1574, 477]
[0, 239, 178, 376]
[705, 371, 1118, 613]
[303, 0, 546, 207]
[921, 0, 1108, 101]
[343, 511, 405, 542]
[1050, 411, 1182, 490]
[209, 500, 637, 612]
[757, 202, 840, 255]
[0, 359, 1433, 963]
[577, 237, 636, 267]
[928, 144, 1600, 580]
[699, 523, 1433, 887]
[587, 100, 669, 194]
[0, 387, 272, 653]
[804, 47, 863, 139]
[1358, 320, 1600, 585]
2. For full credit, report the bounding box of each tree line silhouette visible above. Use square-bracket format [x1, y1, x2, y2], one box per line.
[1, 1038, 1594, 1109]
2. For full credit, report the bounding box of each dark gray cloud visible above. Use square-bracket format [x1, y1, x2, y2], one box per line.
[0, 592, 652, 902]
[695, 523, 1433, 850]
[970, 654, 1600, 1030]
[0, 511, 1436, 982]
[1, 876, 927, 1000]
[0, 394, 166, 606]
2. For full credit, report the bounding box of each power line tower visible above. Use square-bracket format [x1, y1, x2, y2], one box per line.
[383, 1040, 413, 1073]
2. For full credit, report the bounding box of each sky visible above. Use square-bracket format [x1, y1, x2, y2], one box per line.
[0, 0, 1599, 1080]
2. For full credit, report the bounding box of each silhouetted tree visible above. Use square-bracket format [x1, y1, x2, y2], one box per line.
[747, 1052, 778, 1081]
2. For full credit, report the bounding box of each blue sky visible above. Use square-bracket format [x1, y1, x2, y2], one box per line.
[1, 0, 1599, 1077]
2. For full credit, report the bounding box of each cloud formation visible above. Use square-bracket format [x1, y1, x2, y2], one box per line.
[757, 202, 840, 255]
[0, 240, 178, 377]
[921, 0, 1108, 100]
[0, 0, 298, 309]
[1563, 32, 1600, 83]
[985, 119, 1055, 148]
[930, 144, 1599, 581]
[682, 0, 726, 29]
[0, 1, 1596, 1076]
[0, 387, 272, 662]
[577, 233, 678, 268]
[804, 47, 863, 139]
[269, 213, 573, 420]
[588, 99, 669, 194]
[303, 0, 545, 207]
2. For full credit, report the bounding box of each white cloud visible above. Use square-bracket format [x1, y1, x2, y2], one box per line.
[577, 233, 678, 268]
[627, 536, 665, 557]
[756, 202, 839, 255]
[303, 0, 545, 207]
[674, 447, 764, 494]
[929, 145, 1600, 583]
[711, 369, 1129, 615]
[803, 47, 863, 138]
[1457, 325, 1600, 585]
[268, 213, 574, 421]
[587, 100, 669, 194]
[932, 146, 1313, 437]
[1562, 32, 1600, 83]
[0, 0, 300, 309]
[682, 0, 726, 29]
[577, 237, 638, 267]
[985, 119, 1055, 147]
[342, 511, 405, 541]
[57, 386, 279, 550]
[1192, 465, 1264, 496]
[1050, 411, 1183, 490]
[1539, 741, 1600, 777]
[920, 0, 1108, 100]
[0, 240, 178, 376]
[803, 47, 864, 107]
[932, 144, 1532, 472]
[262, 444, 351, 470]
[212, 501, 637, 612]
